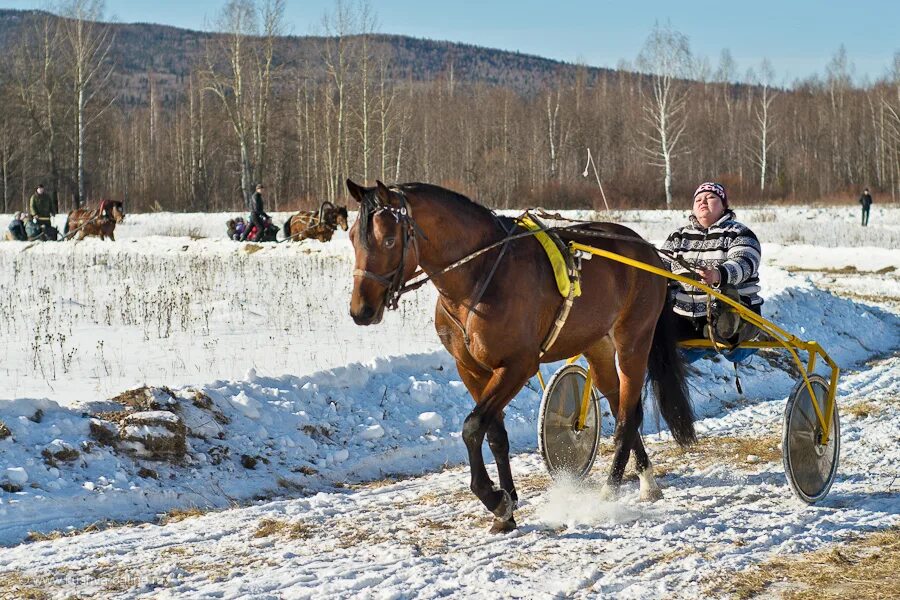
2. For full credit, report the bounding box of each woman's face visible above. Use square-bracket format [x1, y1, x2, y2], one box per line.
[692, 191, 725, 225]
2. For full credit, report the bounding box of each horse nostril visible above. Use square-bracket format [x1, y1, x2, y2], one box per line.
[359, 305, 374, 320]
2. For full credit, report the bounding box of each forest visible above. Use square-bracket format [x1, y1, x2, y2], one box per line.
[0, 1, 898, 214]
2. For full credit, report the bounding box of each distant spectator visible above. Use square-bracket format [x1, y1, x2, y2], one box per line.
[241, 183, 269, 241]
[7, 212, 28, 241]
[29, 184, 57, 234]
[859, 187, 873, 226]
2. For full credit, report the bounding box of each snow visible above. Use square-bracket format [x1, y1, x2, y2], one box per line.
[3, 467, 28, 485]
[0, 207, 898, 597]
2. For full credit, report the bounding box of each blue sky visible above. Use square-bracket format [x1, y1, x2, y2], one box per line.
[3, 0, 897, 83]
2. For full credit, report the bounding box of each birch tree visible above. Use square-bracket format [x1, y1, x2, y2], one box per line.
[60, 0, 115, 207]
[204, 0, 283, 205]
[750, 59, 778, 191]
[13, 14, 65, 207]
[637, 24, 693, 207]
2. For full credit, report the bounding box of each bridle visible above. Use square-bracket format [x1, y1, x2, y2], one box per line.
[352, 188, 427, 311]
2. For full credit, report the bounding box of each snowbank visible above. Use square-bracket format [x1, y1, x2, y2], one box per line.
[0, 264, 896, 545]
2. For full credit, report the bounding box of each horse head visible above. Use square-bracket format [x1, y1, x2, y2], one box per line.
[111, 201, 125, 223]
[347, 179, 421, 326]
[335, 205, 349, 231]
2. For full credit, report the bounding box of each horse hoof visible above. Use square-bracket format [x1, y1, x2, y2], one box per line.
[598, 484, 618, 502]
[640, 487, 664, 503]
[490, 517, 517, 534]
[490, 489, 515, 521]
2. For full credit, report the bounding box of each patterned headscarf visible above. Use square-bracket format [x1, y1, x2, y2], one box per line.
[693, 182, 728, 207]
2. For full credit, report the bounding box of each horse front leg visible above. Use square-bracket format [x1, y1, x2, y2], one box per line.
[461, 364, 532, 532]
[486, 416, 517, 532]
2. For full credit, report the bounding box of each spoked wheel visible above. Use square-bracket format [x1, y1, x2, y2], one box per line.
[782, 374, 840, 504]
[538, 364, 602, 479]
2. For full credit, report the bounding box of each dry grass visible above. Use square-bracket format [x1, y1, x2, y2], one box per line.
[26, 520, 133, 542]
[109, 385, 177, 411]
[785, 265, 860, 274]
[843, 401, 881, 419]
[252, 518, 314, 540]
[652, 434, 782, 471]
[159, 507, 204, 525]
[716, 527, 900, 599]
[0, 571, 52, 599]
[243, 244, 265, 255]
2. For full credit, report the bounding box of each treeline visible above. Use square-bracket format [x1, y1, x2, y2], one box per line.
[0, 2, 898, 215]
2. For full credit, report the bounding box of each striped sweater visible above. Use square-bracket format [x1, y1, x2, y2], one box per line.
[661, 210, 763, 318]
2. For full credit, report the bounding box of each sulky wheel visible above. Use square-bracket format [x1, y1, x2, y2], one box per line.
[538, 364, 602, 479]
[782, 374, 840, 504]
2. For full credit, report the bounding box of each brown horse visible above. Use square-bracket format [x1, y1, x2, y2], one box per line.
[347, 179, 695, 532]
[64, 200, 125, 241]
[283, 202, 349, 242]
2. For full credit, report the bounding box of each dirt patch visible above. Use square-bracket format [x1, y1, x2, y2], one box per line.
[89, 418, 120, 446]
[0, 420, 11, 439]
[110, 385, 178, 412]
[119, 410, 187, 460]
[713, 526, 900, 599]
[41, 441, 80, 466]
[244, 244, 264, 255]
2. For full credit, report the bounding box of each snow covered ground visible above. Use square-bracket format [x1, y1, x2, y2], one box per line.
[0, 206, 898, 598]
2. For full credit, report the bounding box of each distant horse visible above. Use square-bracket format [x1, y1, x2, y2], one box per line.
[347, 179, 695, 533]
[283, 202, 349, 242]
[64, 200, 125, 241]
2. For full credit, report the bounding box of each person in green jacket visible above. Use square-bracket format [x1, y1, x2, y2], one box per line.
[29, 184, 57, 233]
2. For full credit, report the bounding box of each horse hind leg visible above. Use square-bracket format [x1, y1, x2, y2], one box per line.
[584, 337, 659, 501]
[588, 331, 656, 502]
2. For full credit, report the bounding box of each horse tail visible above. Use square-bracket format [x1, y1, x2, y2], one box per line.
[647, 292, 696, 447]
[283, 216, 292, 240]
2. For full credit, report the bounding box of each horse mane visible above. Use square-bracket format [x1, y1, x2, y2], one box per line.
[358, 182, 495, 250]
[396, 182, 495, 219]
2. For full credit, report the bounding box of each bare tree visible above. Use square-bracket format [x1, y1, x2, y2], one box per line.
[60, 0, 115, 207]
[321, 0, 366, 199]
[204, 0, 284, 206]
[13, 14, 65, 207]
[637, 23, 693, 207]
[749, 59, 778, 191]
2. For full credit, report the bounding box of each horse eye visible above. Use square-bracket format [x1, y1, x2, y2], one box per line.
[384, 237, 396, 248]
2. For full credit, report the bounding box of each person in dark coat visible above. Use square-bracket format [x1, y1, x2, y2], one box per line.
[859, 188, 873, 226]
[7, 212, 28, 241]
[241, 183, 269, 241]
[29, 184, 56, 235]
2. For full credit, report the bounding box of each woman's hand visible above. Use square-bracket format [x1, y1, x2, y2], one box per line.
[700, 268, 721, 288]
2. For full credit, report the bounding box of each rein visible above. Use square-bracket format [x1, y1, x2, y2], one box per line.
[383, 212, 704, 310]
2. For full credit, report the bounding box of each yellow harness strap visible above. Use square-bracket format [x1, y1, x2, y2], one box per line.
[517, 216, 581, 298]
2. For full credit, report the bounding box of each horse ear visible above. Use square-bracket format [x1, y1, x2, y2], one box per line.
[375, 180, 395, 206]
[346, 179, 365, 204]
